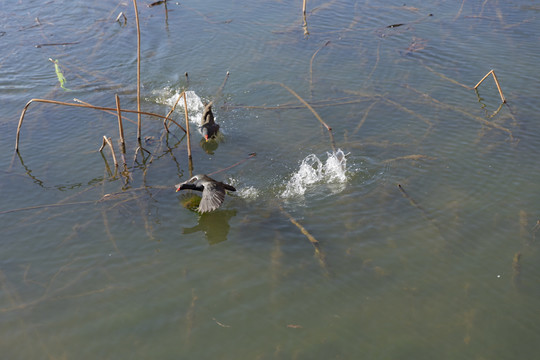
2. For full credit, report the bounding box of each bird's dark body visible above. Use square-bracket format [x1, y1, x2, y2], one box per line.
[201, 104, 220, 140]
[176, 174, 235, 213]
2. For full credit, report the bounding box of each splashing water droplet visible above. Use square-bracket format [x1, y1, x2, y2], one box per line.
[237, 186, 259, 200]
[154, 89, 205, 132]
[281, 149, 349, 198]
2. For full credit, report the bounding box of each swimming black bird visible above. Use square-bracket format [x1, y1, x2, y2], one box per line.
[176, 174, 236, 213]
[201, 103, 220, 141]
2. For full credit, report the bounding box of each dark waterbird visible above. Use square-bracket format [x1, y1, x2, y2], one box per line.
[201, 103, 220, 141]
[176, 174, 236, 213]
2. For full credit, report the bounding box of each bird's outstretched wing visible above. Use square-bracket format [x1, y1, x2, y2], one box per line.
[199, 182, 226, 213]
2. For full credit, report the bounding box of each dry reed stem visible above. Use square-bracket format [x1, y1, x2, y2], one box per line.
[185, 288, 198, 345]
[454, 0, 466, 21]
[404, 85, 513, 140]
[163, 90, 186, 132]
[183, 92, 193, 176]
[279, 204, 328, 273]
[133, 0, 142, 141]
[302, 0, 309, 36]
[421, 62, 472, 90]
[474, 69, 506, 103]
[0, 201, 96, 216]
[15, 98, 186, 151]
[273, 82, 335, 151]
[383, 97, 433, 130]
[99, 136, 118, 168]
[207, 71, 230, 108]
[397, 184, 433, 222]
[74, 98, 136, 124]
[224, 96, 372, 110]
[268, 83, 332, 129]
[309, 40, 331, 93]
[382, 154, 437, 163]
[367, 40, 381, 81]
[352, 101, 377, 136]
[1, 259, 104, 313]
[0, 269, 23, 307]
[512, 252, 521, 287]
[100, 170, 124, 258]
[115, 94, 125, 149]
[208, 153, 256, 176]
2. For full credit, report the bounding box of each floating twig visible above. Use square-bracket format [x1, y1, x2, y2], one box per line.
[35, 42, 80, 48]
[474, 69, 506, 103]
[212, 317, 231, 328]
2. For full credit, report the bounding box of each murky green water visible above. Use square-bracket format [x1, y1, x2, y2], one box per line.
[1, 0, 540, 358]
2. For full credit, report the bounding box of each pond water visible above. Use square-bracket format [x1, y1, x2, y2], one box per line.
[1, 0, 540, 358]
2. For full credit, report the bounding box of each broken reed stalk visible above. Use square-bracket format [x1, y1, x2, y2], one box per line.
[133, 0, 142, 141]
[410, 84, 513, 139]
[397, 184, 434, 223]
[279, 204, 327, 272]
[74, 98, 136, 125]
[474, 69, 506, 103]
[0, 201, 96, 216]
[272, 82, 335, 151]
[277, 83, 332, 131]
[183, 92, 193, 176]
[209, 71, 230, 108]
[309, 40, 330, 93]
[302, 0, 309, 36]
[420, 62, 471, 90]
[14, 98, 186, 152]
[115, 94, 125, 150]
[163, 90, 185, 132]
[99, 136, 118, 168]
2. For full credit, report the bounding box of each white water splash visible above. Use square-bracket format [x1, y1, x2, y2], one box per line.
[153, 89, 205, 131]
[237, 186, 260, 200]
[281, 149, 349, 198]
